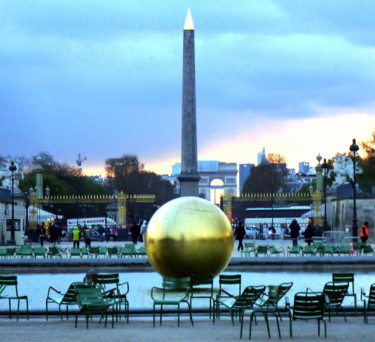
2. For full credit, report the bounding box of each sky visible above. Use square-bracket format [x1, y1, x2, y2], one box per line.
[1, 0, 375, 176]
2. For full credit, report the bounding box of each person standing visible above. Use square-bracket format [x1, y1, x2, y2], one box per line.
[289, 219, 301, 247]
[72, 225, 80, 249]
[83, 225, 91, 248]
[38, 224, 46, 247]
[112, 226, 119, 241]
[303, 221, 314, 246]
[140, 220, 148, 243]
[234, 222, 246, 251]
[131, 221, 140, 244]
[360, 221, 369, 244]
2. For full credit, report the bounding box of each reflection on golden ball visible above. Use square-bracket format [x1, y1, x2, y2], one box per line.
[146, 196, 233, 278]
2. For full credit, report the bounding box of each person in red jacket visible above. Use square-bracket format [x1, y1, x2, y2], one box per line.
[360, 221, 369, 244]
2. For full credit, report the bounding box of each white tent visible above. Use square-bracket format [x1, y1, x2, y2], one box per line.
[28, 206, 63, 223]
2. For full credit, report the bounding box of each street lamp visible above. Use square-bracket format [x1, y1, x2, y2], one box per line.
[349, 138, 359, 240]
[321, 158, 329, 230]
[9, 161, 17, 245]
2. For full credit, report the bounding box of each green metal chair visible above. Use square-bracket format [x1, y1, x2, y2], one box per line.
[214, 274, 242, 319]
[241, 282, 293, 339]
[332, 272, 357, 315]
[74, 285, 116, 329]
[267, 245, 285, 257]
[320, 244, 336, 256]
[92, 273, 130, 322]
[214, 285, 265, 325]
[80, 247, 90, 258]
[255, 245, 268, 257]
[361, 283, 375, 324]
[301, 245, 317, 256]
[323, 281, 349, 322]
[88, 246, 100, 258]
[287, 245, 302, 256]
[33, 247, 47, 258]
[0, 248, 7, 258]
[189, 274, 214, 318]
[289, 291, 327, 338]
[45, 281, 88, 320]
[241, 242, 256, 257]
[0, 275, 29, 320]
[334, 245, 352, 256]
[70, 248, 82, 258]
[47, 246, 67, 258]
[362, 245, 375, 256]
[151, 277, 193, 327]
[98, 246, 108, 258]
[119, 244, 136, 258]
[135, 246, 147, 257]
[107, 246, 119, 258]
[16, 246, 33, 258]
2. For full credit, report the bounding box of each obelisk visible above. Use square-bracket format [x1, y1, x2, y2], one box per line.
[178, 9, 201, 197]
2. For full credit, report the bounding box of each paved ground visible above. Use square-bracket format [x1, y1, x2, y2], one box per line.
[1, 316, 374, 342]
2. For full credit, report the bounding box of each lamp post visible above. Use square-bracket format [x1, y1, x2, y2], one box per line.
[321, 158, 329, 230]
[349, 138, 359, 240]
[9, 161, 17, 245]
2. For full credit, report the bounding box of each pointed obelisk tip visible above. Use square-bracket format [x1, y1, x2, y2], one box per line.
[184, 8, 194, 30]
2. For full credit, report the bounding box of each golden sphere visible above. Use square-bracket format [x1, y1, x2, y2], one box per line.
[146, 196, 233, 278]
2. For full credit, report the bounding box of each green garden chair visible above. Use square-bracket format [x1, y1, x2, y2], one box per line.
[241, 242, 256, 257]
[92, 273, 130, 322]
[214, 285, 265, 325]
[361, 283, 375, 324]
[33, 247, 47, 258]
[47, 246, 67, 258]
[6, 247, 16, 257]
[80, 247, 90, 258]
[241, 282, 293, 338]
[88, 246, 100, 258]
[70, 248, 82, 258]
[334, 245, 352, 256]
[135, 246, 147, 257]
[0, 275, 29, 320]
[301, 245, 317, 256]
[107, 246, 119, 258]
[255, 245, 268, 257]
[323, 281, 349, 322]
[151, 277, 193, 327]
[45, 281, 88, 320]
[98, 246, 108, 258]
[289, 291, 327, 338]
[74, 285, 116, 329]
[119, 244, 136, 258]
[287, 245, 301, 256]
[16, 246, 33, 258]
[332, 272, 357, 315]
[214, 274, 242, 317]
[0, 248, 8, 258]
[189, 274, 214, 318]
[362, 245, 375, 256]
[320, 244, 335, 256]
[267, 245, 285, 257]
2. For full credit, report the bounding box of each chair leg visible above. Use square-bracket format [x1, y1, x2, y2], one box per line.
[289, 314, 293, 338]
[318, 319, 320, 336]
[249, 313, 255, 340]
[264, 312, 271, 338]
[275, 313, 281, 339]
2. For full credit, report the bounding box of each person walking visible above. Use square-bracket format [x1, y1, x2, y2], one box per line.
[234, 222, 246, 251]
[360, 221, 369, 244]
[289, 219, 301, 247]
[72, 225, 80, 249]
[303, 221, 314, 246]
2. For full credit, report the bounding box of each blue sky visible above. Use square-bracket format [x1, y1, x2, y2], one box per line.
[1, 0, 374, 175]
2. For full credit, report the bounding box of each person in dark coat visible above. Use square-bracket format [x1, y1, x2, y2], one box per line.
[234, 222, 246, 251]
[131, 221, 140, 245]
[303, 221, 314, 246]
[289, 219, 301, 247]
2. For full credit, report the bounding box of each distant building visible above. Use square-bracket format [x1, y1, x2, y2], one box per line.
[239, 163, 254, 194]
[171, 160, 238, 203]
[298, 162, 310, 174]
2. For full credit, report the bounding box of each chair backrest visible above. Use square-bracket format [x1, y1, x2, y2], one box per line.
[75, 286, 106, 308]
[163, 277, 190, 290]
[233, 285, 265, 309]
[108, 246, 118, 254]
[332, 272, 354, 295]
[219, 274, 241, 296]
[368, 284, 375, 308]
[0, 275, 17, 286]
[292, 292, 325, 320]
[257, 245, 268, 254]
[92, 273, 119, 286]
[190, 274, 213, 287]
[323, 281, 349, 305]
